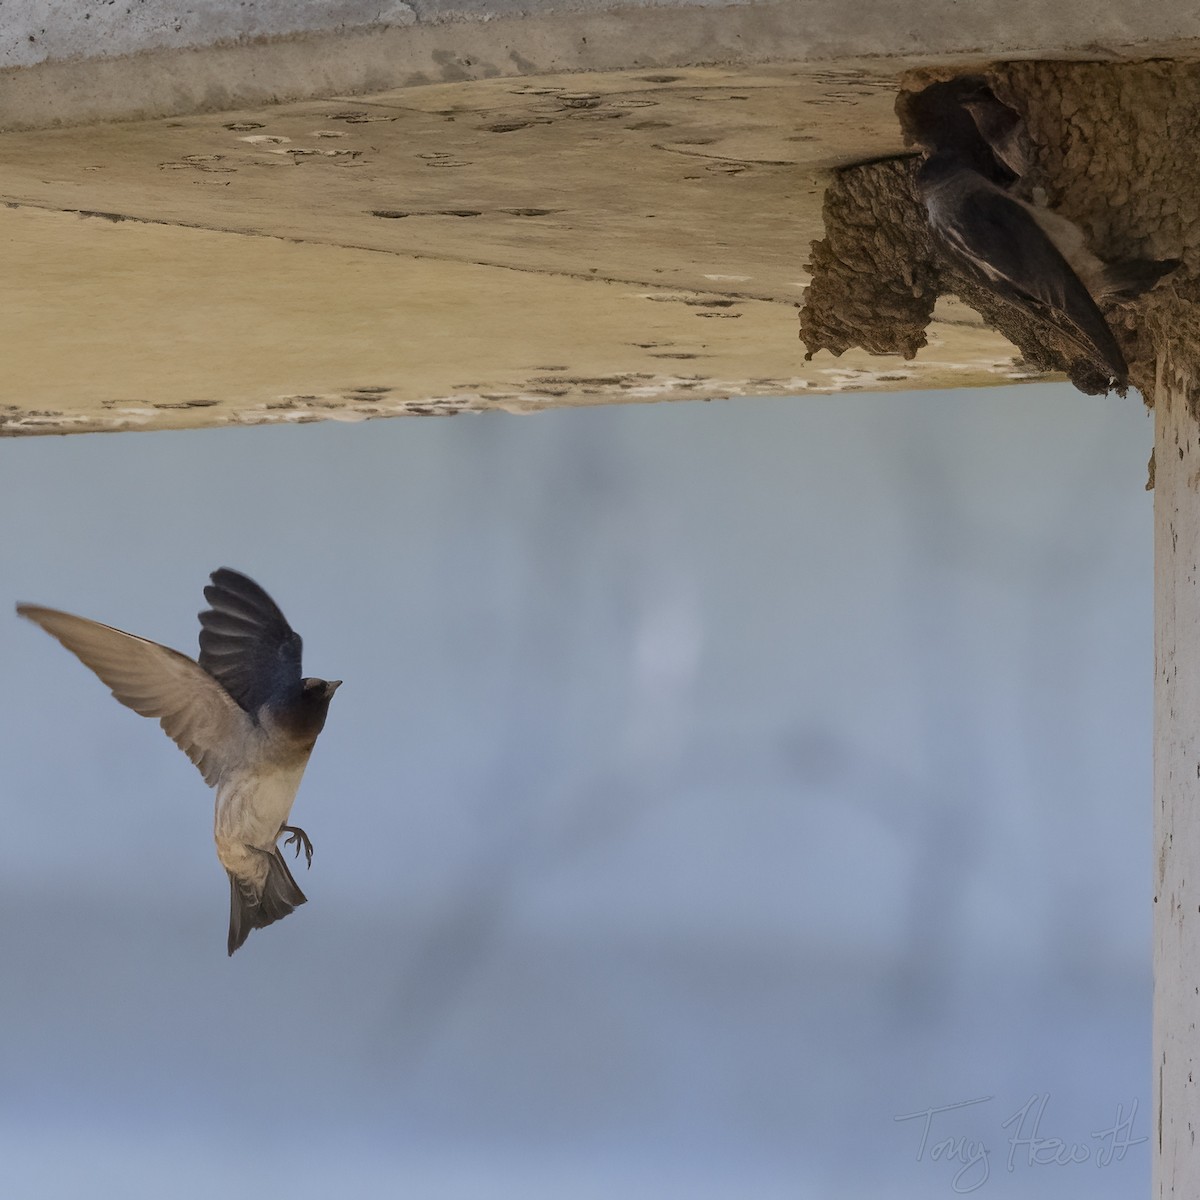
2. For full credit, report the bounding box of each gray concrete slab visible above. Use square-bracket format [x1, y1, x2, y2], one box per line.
[3, 2, 1199, 131]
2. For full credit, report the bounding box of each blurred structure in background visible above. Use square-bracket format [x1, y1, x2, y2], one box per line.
[0, 385, 1149, 1197]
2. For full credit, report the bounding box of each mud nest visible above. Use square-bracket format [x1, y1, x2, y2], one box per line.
[801, 61, 1200, 399]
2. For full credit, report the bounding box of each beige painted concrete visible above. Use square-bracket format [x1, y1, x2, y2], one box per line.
[4, 2, 1200, 435]
[1154, 357, 1200, 1200]
[0, 63, 1039, 436]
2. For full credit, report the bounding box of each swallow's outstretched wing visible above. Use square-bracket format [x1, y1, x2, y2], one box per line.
[198, 568, 303, 717]
[16, 604, 247, 787]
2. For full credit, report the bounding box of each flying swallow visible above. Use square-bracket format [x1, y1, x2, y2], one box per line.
[17, 569, 341, 955]
[900, 76, 1171, 388]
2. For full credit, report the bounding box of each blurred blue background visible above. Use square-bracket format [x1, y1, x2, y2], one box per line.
[0, 385, 1150, 1197]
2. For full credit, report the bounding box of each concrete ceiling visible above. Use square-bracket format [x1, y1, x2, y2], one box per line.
[1, 61, 1046, 435]
[11, 0, 1195, 436]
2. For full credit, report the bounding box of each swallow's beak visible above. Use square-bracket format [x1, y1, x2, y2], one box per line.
[326, 680, 343, 697]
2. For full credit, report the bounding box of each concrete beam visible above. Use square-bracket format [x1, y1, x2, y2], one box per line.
[0, 63, 1032, 436]
[4, 7, 1199, 435]
[1154, 358, 1200, 1199]
[4, 2, 1199, 131]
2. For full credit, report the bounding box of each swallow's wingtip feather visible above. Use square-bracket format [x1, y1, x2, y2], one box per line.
[15, 603, 66, 629]
[209, 567, 259, 593]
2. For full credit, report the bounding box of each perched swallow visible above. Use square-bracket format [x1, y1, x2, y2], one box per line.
[902, 76, 1159, 388]
[940, 78, 1181, 303]
[899, 77, 1019, 187]
[17, 569, 341, 955]
[954, 77, 1033, 180]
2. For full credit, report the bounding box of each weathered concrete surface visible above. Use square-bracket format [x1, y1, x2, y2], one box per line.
[4, 1, 1199, 130]
[7, 1, 1200, 435]
[0, 64, 1033, 436]
[1154, 355, 1200, 1200]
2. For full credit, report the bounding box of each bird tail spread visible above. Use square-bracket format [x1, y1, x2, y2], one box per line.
[227, 849, 307, 956]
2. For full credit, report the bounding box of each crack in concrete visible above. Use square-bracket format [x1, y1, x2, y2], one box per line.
[1, 196, 806, 301]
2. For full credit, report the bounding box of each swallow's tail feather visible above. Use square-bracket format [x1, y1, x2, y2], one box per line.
[227, 850, 307, 956]
[1097, 257, 1182, 302]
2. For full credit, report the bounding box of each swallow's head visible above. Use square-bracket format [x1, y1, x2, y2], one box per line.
[305, 677, 343, 703]
[898, 78, 986, 151]
[287, 676, 342, 744]
[943, 76, 998, 108]
[898, 77, 1021, 185]
[949, 78, 1017, 134]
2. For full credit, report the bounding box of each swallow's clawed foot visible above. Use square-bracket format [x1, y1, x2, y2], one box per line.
[281, 824, 314, 868]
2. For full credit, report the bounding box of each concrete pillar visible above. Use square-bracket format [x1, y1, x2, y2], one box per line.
[1155, 355, 1200, 1196]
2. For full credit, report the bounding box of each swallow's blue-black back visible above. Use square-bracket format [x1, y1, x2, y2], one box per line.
[918, 158, 1128, 384]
